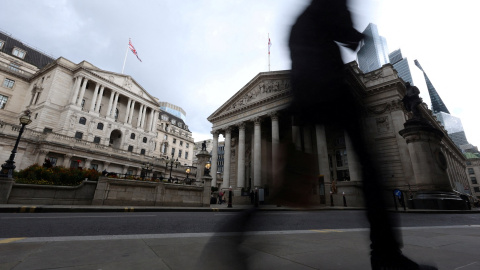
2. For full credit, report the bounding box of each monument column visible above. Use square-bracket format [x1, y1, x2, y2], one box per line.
[237, 123, 246, 188]
[95, 86, 105, 113]
[110, 92, 120, 119]
[253, 117, 262, 187]
[344, 131, 362, 181]
[63, 154, 72, 168]
[222, 127, 232, 189]
[270, 112, 280, 187]
[211, 131, 219, 187]
[106, 91, 115, 118]
[76, 78, 89, 107]
[84, 158, 93, 170]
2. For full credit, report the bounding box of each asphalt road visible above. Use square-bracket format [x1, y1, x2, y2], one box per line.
[1, 210, 480, 238]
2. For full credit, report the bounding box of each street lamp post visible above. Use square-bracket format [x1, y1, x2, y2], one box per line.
[141, 163, 152, 180]
[1, 110, 32, 178]
[185, 167, 191, 184]
[165, 154, 180, 182]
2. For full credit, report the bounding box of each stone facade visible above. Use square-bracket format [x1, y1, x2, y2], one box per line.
[466, 158, 480, 199]
[207, 63, 472, 206]
[0, 32, 194, 181]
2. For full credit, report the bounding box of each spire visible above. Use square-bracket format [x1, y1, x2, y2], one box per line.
[414, 60, 450, 114]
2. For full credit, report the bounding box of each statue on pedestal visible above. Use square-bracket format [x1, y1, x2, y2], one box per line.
[402, 82, 423, 120]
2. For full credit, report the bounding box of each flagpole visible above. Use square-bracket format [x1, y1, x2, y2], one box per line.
[268, 33, 270, 72]
[121, 38, 129, 74]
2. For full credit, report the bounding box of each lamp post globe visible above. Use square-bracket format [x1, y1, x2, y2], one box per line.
[1, 110, 33, 178]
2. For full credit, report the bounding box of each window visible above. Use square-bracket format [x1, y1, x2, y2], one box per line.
[467, 161, 472, 165]
[468, 168, 474, 175]
[8, 62, 20, 73]
[93, 136, 101, 144]
[128, 145, 133, 152]
[0, 40, 4, 49]
[335, 149, 348, 167]
[90, 164, 98, 171]
[185, 152, 188, 159]
[0, 94, 8, 109]
[114, 108, 119, 120]
[79, 117, 86, 125]
[2, 78, 15, 89]
[140, 149, 146, 155]
[178, 122, 182, 128]
[75, 131, 83, 139]
[173, 138, 177, 144]
[178, 150, 182, 158]
[171, 119, 176, 125]
[180, 141, 183, 146]
[161, 143, 167, 154]
[161, 115, 168, 121]
[97, 123, 104, 130]
[186, 143, 189, 148]
[143, 137, 147, 143]
[81, 99, 86, 110]
[472, 177, 478, 185]
[474, 187, 480, 193]
[163, 134, 168, 140]
[12, 48, 26, 59]
[43, 127, 53, 133]
[130, 133, 136, 139]
[171, 148, 175, 156]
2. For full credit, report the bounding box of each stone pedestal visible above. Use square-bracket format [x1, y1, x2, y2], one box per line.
[399, 119, 463, 209]
[0, 177, 15, 204]
[202, 175, 212, 206]
[196, 150, 212, 183]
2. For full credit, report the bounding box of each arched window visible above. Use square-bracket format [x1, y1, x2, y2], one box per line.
[97, 123, 104, 130]
[130, 133, 136, 139]
[143, 137, 147, 143]
[79, 117, 86, 125]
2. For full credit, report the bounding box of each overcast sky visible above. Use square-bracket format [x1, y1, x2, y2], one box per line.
[1, 0, 479, 147]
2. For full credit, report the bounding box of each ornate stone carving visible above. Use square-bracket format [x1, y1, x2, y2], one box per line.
[363, 70, 383, 83]
[123, 77, 133, 89]
[367, 100, 404, 115]
[268, 111, 279, 121]
[226, 79, 290, 112]
[252, 117, 262, 125]
[237, 122, 246, 130]
[376, 116, 390, 133]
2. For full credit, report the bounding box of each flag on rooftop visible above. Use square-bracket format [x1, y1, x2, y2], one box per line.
[268, 37, 272, 55]
[129, 39, 142, 62]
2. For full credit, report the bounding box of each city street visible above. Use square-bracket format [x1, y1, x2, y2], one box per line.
[1, 210, 480, 269]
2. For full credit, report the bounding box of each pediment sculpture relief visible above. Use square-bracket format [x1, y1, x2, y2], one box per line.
[226, 79, 290, 112]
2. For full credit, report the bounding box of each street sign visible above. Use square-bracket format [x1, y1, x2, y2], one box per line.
[394, 189, 402, 198]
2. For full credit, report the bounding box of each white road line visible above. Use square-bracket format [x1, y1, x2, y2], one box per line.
[3, 225, 479, 244]
[455, 262, 479, 270]
[1, 215, 157, 219]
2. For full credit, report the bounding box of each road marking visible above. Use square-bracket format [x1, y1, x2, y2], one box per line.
[310, 229, 344, 233]
[0, 238, 26, 244]
[455, 262, 478, 269]
[124, 207, 134, 212]
[1, 215, 156, 219]
[211, 208, 219, 212]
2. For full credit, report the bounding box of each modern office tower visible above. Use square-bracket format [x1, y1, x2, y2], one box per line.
[414, 60, 450, 114]
[414, 60, 471, 148]
[388, 49, 414, 85]
[357, 23, 390, 73]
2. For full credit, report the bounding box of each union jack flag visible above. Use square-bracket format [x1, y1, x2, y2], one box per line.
[129, 39, 142, 62]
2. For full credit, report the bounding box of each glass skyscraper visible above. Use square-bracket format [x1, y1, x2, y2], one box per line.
[414, 60, 450, 114]
[388, 49, 414, 85]
[357, 23, 389, 73]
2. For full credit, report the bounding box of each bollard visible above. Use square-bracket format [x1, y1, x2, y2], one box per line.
[330, 191, 334, 207]
[228, 186, 232, 208]
[343, 192, 347, 207]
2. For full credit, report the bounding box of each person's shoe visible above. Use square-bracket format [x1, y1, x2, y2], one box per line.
[371, 253, 437, 270]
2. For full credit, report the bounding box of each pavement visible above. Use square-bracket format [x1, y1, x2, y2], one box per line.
[2, 204, 480, 270]
[1, 202, 480, 213]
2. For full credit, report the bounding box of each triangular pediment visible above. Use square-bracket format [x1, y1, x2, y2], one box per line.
[208, 70, 291, 121]
[86, 69, 159, 105]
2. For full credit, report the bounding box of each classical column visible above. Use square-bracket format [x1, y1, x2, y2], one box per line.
[76, 78, 89, 106]
[315, 125, 331, 183]
[223, 127, 232, 189]
[95, 86, 105, 113]
[106, 91, 115, 118]
[84, 158, 93, 170]
[152, 111, 159, 131]
[89, 83, 100, 112]
[237, 123, 246, 188]
[140, 106, 147, 128]
[110, 92, 120, 119]
[124, 98, 132, 123]
[70, 76, 82, 104]
[136, 104, 144, 127]
[211, 131, 219, 187]
[253, 117, 262, 187]
[63, 154, 72, 168]
[148, 109, 155, 131]
[270, 112, 280, 188]
[128, 100, 136, 124]
[344, 131, 362, 182]
[31, 92, 39, 106]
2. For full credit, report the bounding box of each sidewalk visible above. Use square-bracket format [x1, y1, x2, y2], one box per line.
[1, 203, 480, 213]
[2, 225, 480, 269]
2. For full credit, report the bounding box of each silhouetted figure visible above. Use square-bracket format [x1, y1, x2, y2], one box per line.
[42, 158, 53, 168]
[201, 141, 207, 151]
[285, 1, 437, 269]
[402, 82, 423, 120]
